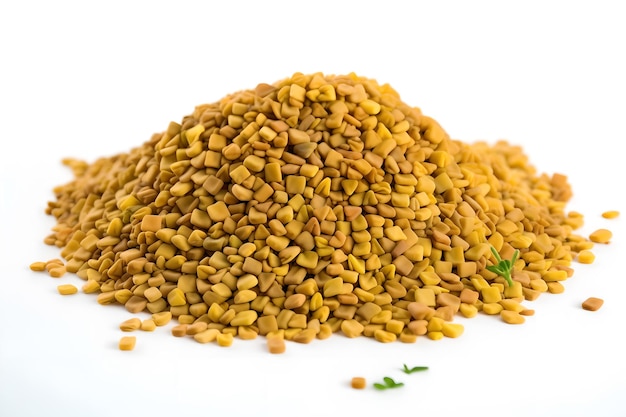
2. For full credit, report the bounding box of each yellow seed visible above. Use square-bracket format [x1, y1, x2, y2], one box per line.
[482, 303, 503, 315]
[323, 277, 344, 297]
[589, 228, 612, 244]
[441, 322, 464, 338]
[119, 336, 136, 351]
[167, 288, 186, 306]
[481, 286, 502, 303]
[57, 284, 77, 295]
[501, 310, 525, 324]
[216, 332, 234, 347]
[374, 329, 397, 343]
[140, 319, 157, 332]
[120, 318, 142, 332]
[427, 331, 444, 341]
[152, 311, 172, 326]
[341, 319, 365, 338]
[193, 328, 221, 343]
[267, 336, 286, 354]
[351, 377, 367, 389]
[230, 310, 258, 327]
[601, 210, 619, 219]
[82, 280, 100, 294]
[49, 267, 67, 278]
[577, 250, 595, 264]
[243, 155, 266, 172]
[29, 261, 46, 271]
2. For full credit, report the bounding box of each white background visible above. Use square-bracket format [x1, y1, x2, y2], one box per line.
[1, 1, 625, 416]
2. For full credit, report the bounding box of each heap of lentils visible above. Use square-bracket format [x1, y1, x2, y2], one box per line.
[40, 72, 595, 351]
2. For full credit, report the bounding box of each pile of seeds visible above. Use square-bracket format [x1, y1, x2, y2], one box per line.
[38, 72, 600, 350]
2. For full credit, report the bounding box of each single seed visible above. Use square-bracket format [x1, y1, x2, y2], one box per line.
[57, 284, 78, 295]
[582, 297, 604, 311]
[120, 318, 142, 332]
[119, 336, 136, 351]
[577, 250, 595, 264]
[601, 210, 619, 219]
[589, 228, 612, 244]
[351, 377, 366, 389]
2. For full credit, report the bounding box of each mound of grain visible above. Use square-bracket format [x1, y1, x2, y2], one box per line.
[42, 72, 591, 347]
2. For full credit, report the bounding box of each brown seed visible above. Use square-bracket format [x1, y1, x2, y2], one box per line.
[582, 297, 604, 311]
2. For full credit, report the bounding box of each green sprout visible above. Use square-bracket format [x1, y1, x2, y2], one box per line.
[402, 364, 429, 374]
[486, 246, 519, 287]
[373, 377, 404, 390]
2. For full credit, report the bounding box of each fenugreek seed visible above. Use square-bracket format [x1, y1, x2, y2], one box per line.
[351, 377, 366, 389]
[341, 319, 365, 338]
[589, 228, 612, 244]
[82, 280, 100, 294]
[243, 155, 265, 172]
[482, 303, 503, 315]
[230, 310, 258, 327]
[601, 210, 619, 219]
[167, 288, 186, 306]
[441, 322, 464, 338]
[323, 277, 344, 297]
[207, 201, 230, 222]
[152, 311, 172, 326]
[49, 267, 67, 278]
[171, 324, 188, 337]
[29, 261, 46, 272]
[234, 289, 257, 304]
[140, 319, 157, 332]
[216, 332, 234, 347]
[194, 328, 221, 344]
[284, 293, 307, 310]
[116, 317, 142, 333]
[186, 322, 209, 335]
[481, 287, 502, 303]
[374, 329, 397, 343]
[119, 336, 136, 351]
[582, 297, 604, 311]
[267, 336, 286, 354]
[143, 287, 163, 303]
[293, 328, 317, 344]
[500, 310, 525, 324]
[57, 284, 77, 295]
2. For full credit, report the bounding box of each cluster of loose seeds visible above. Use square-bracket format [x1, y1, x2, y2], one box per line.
[35, 72, 615, 352]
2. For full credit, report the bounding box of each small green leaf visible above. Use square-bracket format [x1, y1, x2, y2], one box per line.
[487, 246, 519, 287]
[374, 376, 404, 390]
[402, 365, 429, 374]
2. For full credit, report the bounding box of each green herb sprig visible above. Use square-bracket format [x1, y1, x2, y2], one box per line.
[373, 377, 404, 390]
[402, 364, 429, 374]
[486, 246, 519, 287]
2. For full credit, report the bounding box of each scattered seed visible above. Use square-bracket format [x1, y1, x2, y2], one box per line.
[57, 284, 78, 295]
[589, 229, 612, 244]
[351, 377, 367, 389]
[582, 297, 604, 311]
[119, 336, 136, 351]
[601, 210, 619, 219]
